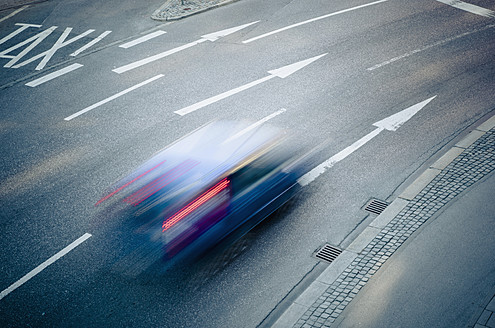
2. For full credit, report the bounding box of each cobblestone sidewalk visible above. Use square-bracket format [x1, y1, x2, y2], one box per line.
[152, 0, 238, 21]
[271, 114, 495, 328]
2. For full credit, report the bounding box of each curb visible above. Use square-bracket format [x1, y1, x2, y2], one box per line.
[270, 112, 495, 328]
[151, 0, 239, 21]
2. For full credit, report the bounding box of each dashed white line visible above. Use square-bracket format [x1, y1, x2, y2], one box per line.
[367, 24, 495, 71]
[0, 5, 30, 23]
[0, 233, 92, 301]
[436, 0, 495, 18]
[242, 0, 388, 44]
[64, 74, 164, 121]
[119, 30, 167, 49]
[70, 30, 112, 56]
[26, 63, 83, 87]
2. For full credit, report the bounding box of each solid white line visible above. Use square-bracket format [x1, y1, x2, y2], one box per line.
[70, 30, 112, 56]
[64, 74, 164, 121]
[0, 5, 29, 23]
[223, 108, 287, 143]
[119, 30, 167, 49]
[436, 0, 495, 18]
[298, 127, 383, 186]
[0, 233, 92, 301]
[242, 0, 388, 44]
[113, 39, 207, 74]
[367, 24, 495, 70]
[26, 63, 83, 87]
[174, 75, 275, 116]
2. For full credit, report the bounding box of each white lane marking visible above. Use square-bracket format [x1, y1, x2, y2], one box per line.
[114, 39, 207, 74]
[12, 28, 95, 70]
[64, 74, 164, 121]
[436, 0, 495, 18]
[70, 30, 112, 56]
[0, 23, 40, 45]
[298, 96, 436, 186]
[367, 24, 495, 70]
[0, 5, 30, 23]
[174, 54, 326, 116]
[119, 30, 167, 49]
[26, 63, 83, 87]
[223, 108, 287, 143]
[0, 233, 92, 301]
[113, 21, 258, 74]
[176, 75, 275, 116]
[242, 0, 388, 44]
[1, 26, 57, 68]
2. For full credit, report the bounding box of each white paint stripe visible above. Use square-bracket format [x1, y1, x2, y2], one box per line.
[119, 30, 167, 49]
[0, 5, 30, 23]
[0, 233, 92, 301]
[70, 30, 112, 56]
[436, 0, 495, 18]
[174, 75, 275, 116]
[113, 38, 207, 74]
[64, 74, 164, 121]
[298, 127, 383, 186]
[223, 108, 287, 143]
[25, 63, 83, 87]
[12, 28, 95, 70]
[242, 0, 388, 44]
[0, 23, 40, 45]
[367, 24, 495, 70]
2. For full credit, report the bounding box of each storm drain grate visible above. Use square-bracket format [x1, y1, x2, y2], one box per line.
[314, 244, 342, 264]
[364, 199, 389, 215]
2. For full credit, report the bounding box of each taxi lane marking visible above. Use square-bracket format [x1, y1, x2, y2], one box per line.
[64, 74, 164, 121]
[26, 63, 83, 87]
[119, 30, 167, 49]
[0, 23, 40, 45]
[12, 27, 95, 70]
[435, 0, 495, 18]
[70, 30, 112, 56]
[242, 0, 388, 44]
[0, 233, 92, 301]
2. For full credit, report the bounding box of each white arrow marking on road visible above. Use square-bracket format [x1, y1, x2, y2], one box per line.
[113, 21, 259, 74]
[174, 53, 327, 116]
[298, 96, 437, 186]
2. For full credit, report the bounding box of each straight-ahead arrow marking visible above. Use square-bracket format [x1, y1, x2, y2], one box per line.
[113, 21, 258, 74]
[298, 96, 436, 186]
[174, 53, 327, 116]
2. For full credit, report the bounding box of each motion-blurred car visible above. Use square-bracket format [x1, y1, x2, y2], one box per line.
[95, 121, 305, 267]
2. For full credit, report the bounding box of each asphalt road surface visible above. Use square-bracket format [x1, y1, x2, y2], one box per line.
[0, 0, 494, 327]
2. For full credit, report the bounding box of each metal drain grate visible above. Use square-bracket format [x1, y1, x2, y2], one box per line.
[314, 244, 342, 264]
[364, 199, 389, 215]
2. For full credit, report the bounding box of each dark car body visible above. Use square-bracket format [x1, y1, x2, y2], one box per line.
[96, 121, 304, 266]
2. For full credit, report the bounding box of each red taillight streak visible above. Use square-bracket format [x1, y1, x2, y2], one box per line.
[162, 178, 229, 232]
[95, 160, 167, 206]
[124, 160, 198, 206]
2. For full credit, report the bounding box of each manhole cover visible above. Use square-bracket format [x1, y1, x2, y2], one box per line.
[314, 244, 342, 264]
[364, 199, 389, 215]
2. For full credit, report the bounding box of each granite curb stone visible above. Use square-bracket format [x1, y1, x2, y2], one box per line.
[152, 0, 239, 21]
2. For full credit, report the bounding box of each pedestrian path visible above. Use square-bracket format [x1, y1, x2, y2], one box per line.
[272, 112, 495, 328]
